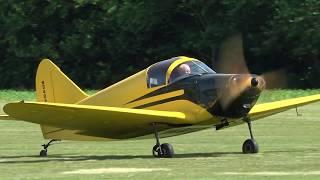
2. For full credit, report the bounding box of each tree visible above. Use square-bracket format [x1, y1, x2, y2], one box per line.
[0, 0, 319, 89]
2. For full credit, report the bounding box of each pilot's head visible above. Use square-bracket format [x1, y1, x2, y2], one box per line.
[178, 64, 191, 74]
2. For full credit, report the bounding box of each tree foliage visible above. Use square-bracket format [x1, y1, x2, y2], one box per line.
[0, 0, 319, 89]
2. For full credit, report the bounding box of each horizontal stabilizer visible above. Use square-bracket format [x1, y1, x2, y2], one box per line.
[0, 114, 14, 120]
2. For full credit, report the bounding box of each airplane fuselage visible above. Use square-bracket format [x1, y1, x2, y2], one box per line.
[75, 57, 265, 139]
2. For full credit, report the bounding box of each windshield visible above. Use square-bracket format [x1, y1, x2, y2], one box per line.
[169, 60, 215, 83]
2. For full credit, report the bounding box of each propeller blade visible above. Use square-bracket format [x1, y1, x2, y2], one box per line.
[215, 33, 253, 109]
[216, 33, 249, 74]
[261, 69, 287, 89]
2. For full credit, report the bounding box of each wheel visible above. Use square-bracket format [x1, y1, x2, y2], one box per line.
[152, 144, 161, 157]
[160, 143, 174, 158]
[39, 149, 47, 157]
[242, 139, 259, 154]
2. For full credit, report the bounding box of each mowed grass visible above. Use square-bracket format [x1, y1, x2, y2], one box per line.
[1, 90, 320, 179]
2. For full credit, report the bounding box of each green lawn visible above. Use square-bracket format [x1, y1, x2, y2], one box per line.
[1, 90, 320, 179]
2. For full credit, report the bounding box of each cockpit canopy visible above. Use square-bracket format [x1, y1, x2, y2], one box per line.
[147, 57, 215, 88]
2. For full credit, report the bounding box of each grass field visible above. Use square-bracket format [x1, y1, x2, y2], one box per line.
[1, 90, 320, 179]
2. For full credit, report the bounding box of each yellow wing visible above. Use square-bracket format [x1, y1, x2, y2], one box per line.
[3, 101, 189, 139]
[249, 94, 320, 120]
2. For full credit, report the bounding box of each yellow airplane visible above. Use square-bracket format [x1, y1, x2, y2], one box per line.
[1, 56, 320, 158]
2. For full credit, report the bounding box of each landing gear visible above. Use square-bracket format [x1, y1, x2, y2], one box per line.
[152, 143, 174, 158]
[152, 123, 174, 158]
[242, 119, 259, 154]
[39, 139, 60, 157]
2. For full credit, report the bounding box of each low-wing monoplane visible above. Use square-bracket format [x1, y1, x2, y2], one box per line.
[1, 56, 320, 158]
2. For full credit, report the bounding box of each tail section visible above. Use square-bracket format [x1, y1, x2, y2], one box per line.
[36, 59, 88, 103]
[36, 59, 89, 140]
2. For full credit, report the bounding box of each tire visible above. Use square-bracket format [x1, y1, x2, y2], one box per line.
[152, 144, 161, 157]
[160, 143, 174, 158]
[242, 139, 259, 154]
[39, 149, 47, 157]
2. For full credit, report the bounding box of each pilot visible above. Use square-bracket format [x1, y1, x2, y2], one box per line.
[169, 63, 191, 83]
[178, 63, 191, 75]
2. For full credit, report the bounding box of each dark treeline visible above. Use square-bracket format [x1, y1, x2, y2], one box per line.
[0, 0, 319, 89]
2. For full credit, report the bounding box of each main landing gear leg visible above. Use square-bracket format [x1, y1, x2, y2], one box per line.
[39, 139, 60, 157]
[242, 119, 259, 154]
[151, 123, 174, 158]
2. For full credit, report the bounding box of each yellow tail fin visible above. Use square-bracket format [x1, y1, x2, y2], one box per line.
[36, 59, 88, 103]
[36, 59, 88, 140]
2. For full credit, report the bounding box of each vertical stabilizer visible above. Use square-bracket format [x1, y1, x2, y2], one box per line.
[36, 59, 88, 139]
[36, 59, 88, 103]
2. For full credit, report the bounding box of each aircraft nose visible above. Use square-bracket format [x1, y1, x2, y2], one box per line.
[251, 76, 266, 90]
[250, 76, 265, 89]
[217, 75, 265, 118]
[230, 75, 265, 90]
[251, 77, 259, 87]
[205, 74, 265, 119]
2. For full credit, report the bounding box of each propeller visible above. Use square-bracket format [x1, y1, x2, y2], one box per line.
[214, 33, 287, 109]
[261, 69, 287, 89]
[215, 33, 249, 74]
